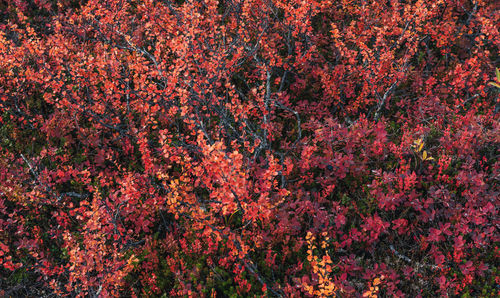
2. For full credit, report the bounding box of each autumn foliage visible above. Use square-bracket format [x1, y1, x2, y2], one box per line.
[0, 0, 499, 296]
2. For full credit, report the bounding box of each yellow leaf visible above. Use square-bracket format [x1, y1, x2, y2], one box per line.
[373, 278, 381, 286]
[496, 68, 500, 82]
[418, 141, 424, 152]
[489, 82, 500, 89]
[422, 151, 434, 161]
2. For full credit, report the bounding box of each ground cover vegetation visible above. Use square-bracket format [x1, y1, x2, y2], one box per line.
[0, 0, 499, 296]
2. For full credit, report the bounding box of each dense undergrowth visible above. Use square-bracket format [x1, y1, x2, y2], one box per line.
[0, 0, 499, 296]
